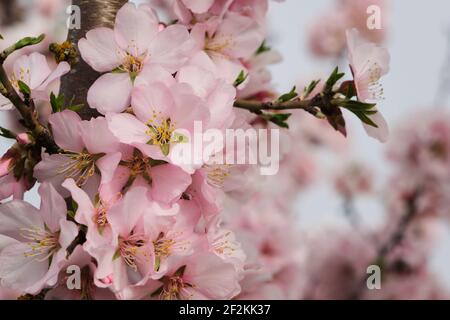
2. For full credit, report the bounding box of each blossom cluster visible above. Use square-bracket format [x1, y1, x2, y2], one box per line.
[0, 0, 397, 300]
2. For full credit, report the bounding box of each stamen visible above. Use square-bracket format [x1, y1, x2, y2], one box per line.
[20, 227, 59, 261]
[57, 152, 97, 186]
[203, 164, 232, 188]
[119, 233, 149, 272]
[145, 111, 176, 146]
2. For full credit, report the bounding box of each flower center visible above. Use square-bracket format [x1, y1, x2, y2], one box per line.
[160, 276, 186, 300]
[153, 232, 175, 259]
[146, 112, 176, 147]
[205, 35, 233, 56]
[121, 53, 145, 74]
[118, 233, 149, 272]
[211, 230, 237, 258]
[367, 62, 384, 100]
[204, 164, 232, 188]
[21, 227, 59, 261]
[58, 151, 97, 186]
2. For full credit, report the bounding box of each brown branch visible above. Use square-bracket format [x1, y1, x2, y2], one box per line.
[233, 97, 325, 118]
[60, 0, 128, 120]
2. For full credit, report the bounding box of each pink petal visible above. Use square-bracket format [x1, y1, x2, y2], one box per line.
[131, 82, 174, 123]
[182, 0, 215, 13]
[35, 61, 70, 92]
[150, 164, 192, 204]
[107, 187, 149, 237]
[363, 111, 389, 143]
[78, 27, 123, 72]
[13, 53, 51, 90]
[87, 72, 133, 114]
[48, 110, 83, 152]
[0, 243, 49, 293]
[79, 117, 120, 154]
[58, 219, 79, 250]
[108, 113, 149, 145]
[96, 152, 122, 185]
[0, 200, 42, 239]
[114, 3, 159, 56]
[148, 24, 194, 73]
[62, 178, 94, 226]
[134, 64, 176, 88]
[38, 182, 67, 233]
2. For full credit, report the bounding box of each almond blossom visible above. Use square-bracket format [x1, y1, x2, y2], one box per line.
[346, 28, 390, 142]
[78, 2, 194, 114]
[0, 52, 69, 110]
[0, 183, 78, 294]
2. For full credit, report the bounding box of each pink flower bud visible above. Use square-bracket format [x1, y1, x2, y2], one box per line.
[16, 133, 32, 145]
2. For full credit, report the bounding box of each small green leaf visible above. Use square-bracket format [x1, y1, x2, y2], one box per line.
[325, 66, 345, 90]
[160, 143, 170, 156]
[67, 104, 84, 112]
[338, 99, 377, 111]
[277, 86, 298, 103]
[17, 80, 31, 97]
[112, 249, 121, 261]
[303, 80, 320, 99]
[0, 126, 16, 139]
[233, 70, 248, 87]
[256, 40, 271, 55]
[50, 92, 65, 112]
[261, 113, 292, 129]
[14, 34, 45, 51]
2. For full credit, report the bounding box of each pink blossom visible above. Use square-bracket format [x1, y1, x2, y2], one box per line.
[88, 187, 153, 291]
[0, 183, 78, 294]
[78, 3, 194, 114]
[346, 28, 390, 142]
[0, 52, 69, 110]
[190, 12, 264, 85]
[34, 111, 122, 197]
[121, 252, 241, 300]
[107, 80, 210, 171]
[44, 245, 116, 300]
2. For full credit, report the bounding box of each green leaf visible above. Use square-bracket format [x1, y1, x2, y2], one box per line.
[277, 86, 298, 103]
[261, 113, 292, 129]
[17, 80, 31, 97]
[351, 110, 378, 128]
[14, 34, 45, 51]
[325, 67, 345, 90]
[112, 249, 121, 261]
[67, 104, 84, 112]
[303, 80, 320, 99]
[337, 99, 377, 111]
[160, 143, 170, 156]
[50, 92, 65, 112]
[0, 126, 16, 139]
[233, 70, 248, 87]
[256, 40, 271, 55]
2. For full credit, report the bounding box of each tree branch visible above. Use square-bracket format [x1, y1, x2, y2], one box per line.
[60, 0, 128, 120]
[233, 96, 325, 118]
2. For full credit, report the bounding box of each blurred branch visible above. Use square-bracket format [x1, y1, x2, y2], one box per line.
[351, 187, 423, 299]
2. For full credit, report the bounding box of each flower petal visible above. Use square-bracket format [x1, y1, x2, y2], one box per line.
[87, 72, 133, 114]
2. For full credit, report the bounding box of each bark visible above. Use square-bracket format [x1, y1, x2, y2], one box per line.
[60, 0, 128, 120]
